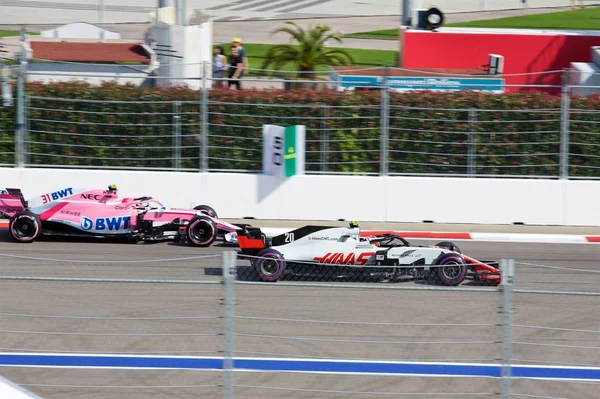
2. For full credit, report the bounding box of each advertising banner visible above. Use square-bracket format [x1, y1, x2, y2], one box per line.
[262, 124, 306, 177]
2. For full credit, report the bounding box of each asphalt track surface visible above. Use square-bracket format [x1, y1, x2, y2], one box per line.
[0, 222, 599, 399]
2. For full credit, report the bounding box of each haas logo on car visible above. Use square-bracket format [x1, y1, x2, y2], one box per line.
[41, 188, 73, 204]
[81, 216, 131, 231]
[313, 252, 374, 265]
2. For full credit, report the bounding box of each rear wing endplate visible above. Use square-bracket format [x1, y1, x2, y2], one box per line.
[236, 225, 267, 251]
[4, 187, 28, 208]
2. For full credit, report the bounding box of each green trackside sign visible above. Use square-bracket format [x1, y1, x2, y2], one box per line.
[283, 125, 298, 176]
[262, 124, 306, 177]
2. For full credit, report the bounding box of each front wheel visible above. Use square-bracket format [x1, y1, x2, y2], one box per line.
[435, 254, 467, 286]
[9, 211, 42, 243]
[253, 248, 286, 282]
[186, 215, 217, 247]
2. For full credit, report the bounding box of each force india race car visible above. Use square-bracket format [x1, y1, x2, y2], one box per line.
[236, 223, 501, 286]
[0, 185, 242, 246]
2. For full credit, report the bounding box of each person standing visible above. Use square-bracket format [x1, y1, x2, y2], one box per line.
[228, 46, 244, 90]
[231, 37, 248, 76]
[213, 46, 227, 88]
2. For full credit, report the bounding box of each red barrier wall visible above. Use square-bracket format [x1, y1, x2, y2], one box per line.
[401, 29, 600, 94]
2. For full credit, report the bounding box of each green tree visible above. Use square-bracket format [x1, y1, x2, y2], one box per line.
[261, 21, 355, 78]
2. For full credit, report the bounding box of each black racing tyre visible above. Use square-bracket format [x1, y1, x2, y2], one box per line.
[435, 241, 461, 254]
[194, 204, 218, 218]
[435, 253, 467, 286]
[253, 248, 286, 282]
[186, 215, 217, 247]
[9, 211, 42, 243]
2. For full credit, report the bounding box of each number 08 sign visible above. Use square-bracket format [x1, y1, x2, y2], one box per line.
[262, 124, 306, 177]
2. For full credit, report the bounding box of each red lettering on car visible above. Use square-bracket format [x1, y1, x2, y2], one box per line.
[332, 254, 341, 264]
[314, 252, 370, 265]
[357, 252, 375, 265]
[342, 253, 356, 265]
[313, 253, 332, 263]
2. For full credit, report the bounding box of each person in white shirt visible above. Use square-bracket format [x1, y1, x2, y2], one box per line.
[213, 46, 227, 88]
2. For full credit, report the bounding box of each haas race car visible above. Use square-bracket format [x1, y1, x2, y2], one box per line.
[0, 185, 242, 246]
[237, 223, 501, 286]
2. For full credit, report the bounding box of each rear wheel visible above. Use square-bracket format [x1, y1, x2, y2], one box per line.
[435, 254, 467, 286]
[194, 204, 218, 219]
[186, 215, 217, 247]
[9, 211, 41, 243]
[253, 248, 286, 282]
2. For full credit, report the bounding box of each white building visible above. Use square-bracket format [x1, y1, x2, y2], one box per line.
[145, 5, 213, 90]
[22, 22, 158, 87]
[19, 0, 213, 89]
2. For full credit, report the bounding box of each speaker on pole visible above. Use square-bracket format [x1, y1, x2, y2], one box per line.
[401, 0, 412, 27]
[416, 7, 444, 30]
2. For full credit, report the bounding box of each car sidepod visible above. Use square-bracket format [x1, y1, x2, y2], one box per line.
[376, 247, 468, 286]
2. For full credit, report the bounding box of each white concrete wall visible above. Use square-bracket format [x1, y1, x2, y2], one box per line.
[1, 167, 598, 226]
[26, 63, 151, 86]
[25, 72, 150, 86]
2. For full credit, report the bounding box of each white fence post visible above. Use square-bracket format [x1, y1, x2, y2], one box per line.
[380, 66, 390, 176]
[500, 258, 515, 399]
[559, 68, 570, 180]
[15, 64, 25, 168]
[222, 250, 236, 399]
[321, 103, 329, 173]
[468, 108, 477, 176]
[173, 100, 181, 170]
[200, 60, 209, 172]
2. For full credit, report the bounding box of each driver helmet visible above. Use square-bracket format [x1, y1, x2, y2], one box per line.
[349, 221, 359, 228]
[106, 184, 117, 195]
[102, 184, 118, 200]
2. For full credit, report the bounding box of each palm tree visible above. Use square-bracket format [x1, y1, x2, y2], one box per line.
[261, 21, 354, 78]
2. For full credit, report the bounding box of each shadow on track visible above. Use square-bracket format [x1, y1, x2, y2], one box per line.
[203, 263, 492, 287]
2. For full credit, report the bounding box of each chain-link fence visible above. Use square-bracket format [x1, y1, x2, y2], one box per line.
[0, 66, 599, 178]
[0, 251, 225, 398]
[2, 250, 599, 399]
[508, 261, 600, 399]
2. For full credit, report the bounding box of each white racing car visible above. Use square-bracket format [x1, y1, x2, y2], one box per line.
[236, 222, 501, 286]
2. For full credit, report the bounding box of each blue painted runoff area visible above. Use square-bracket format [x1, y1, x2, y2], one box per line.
[1, 354, 600, 381]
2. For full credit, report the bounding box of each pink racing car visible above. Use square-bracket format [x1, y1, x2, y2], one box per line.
[0, 185, 241, 246]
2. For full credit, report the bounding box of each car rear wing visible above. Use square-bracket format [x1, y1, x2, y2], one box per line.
[1, 188, 27, 208]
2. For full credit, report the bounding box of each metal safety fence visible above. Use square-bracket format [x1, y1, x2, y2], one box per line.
[0, 66, 599, 178]
[1, 249, 599, 399]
